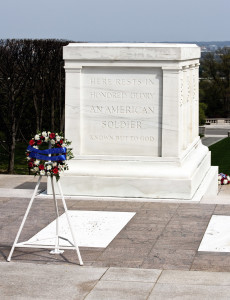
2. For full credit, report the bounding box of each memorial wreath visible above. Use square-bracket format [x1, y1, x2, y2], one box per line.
[218, 173, 230, 185]
[26, 131, 74, 180]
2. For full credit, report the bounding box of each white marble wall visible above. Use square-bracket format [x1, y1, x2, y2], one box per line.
[179, 63, 199, 152]
[64, 64, 200, 159]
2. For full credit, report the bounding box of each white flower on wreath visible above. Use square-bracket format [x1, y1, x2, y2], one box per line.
[53, 162, 57, 167]
[47, 171, 51, 176]
[46, 165, 52, 171]
[40, 170, 45, 176]
[56, 136, 61, 142]
[223, 179, 228, 185]
[50, 139, 55, 145]
[34, 167, 39, 172]
[27, 157, 31, 161]
[45, 137, 49, 142]
[35, 134, 40, 140]
[33, 146, 38, 149]
[42, 131, 47, 137]
[34, 160, 40, 166]
[218, 175, 222, 181]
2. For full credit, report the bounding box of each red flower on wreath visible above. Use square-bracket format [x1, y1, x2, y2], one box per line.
[49, 133, 55, 139]
[53, 167, 59, 174]
[37, 140, 42, 145]
[28, 162, 33, 168]
[29, 139, 35, 146]
[39, 164, 45, 170]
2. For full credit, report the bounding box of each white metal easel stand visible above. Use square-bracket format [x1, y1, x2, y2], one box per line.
[7, 175, 83, 265]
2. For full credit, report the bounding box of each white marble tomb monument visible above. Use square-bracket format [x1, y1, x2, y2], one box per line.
[49, 43, 218, 200]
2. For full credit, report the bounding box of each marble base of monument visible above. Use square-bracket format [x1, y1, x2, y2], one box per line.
[48, 139, 218, 200]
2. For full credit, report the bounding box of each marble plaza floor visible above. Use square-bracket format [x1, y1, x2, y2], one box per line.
[1, 175, 230, 299]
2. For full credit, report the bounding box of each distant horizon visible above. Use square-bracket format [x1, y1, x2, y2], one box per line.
[1, 0, 229, 43]
[1, 38, 230, 44]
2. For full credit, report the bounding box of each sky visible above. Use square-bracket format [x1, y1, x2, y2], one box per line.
[1, 0, 229, 42]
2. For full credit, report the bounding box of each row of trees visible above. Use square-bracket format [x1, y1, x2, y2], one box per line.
[0, 39, 70, 173]
[199, 47, 230, 122]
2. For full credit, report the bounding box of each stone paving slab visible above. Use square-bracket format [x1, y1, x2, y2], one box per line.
[148, 283, 230, 300]
[142, 249, 196, 270]
[85, 280, 155, 300]
[0, 175, 47, 198]
[0, 188, 40, 198]
[0, 175, 46, 189]
[0, 262, 107, 300]
[158, 269, 230, 285]
[101, 267, 162, 282]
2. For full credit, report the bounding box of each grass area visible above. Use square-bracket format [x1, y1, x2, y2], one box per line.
[209, 137, 230, 174]
[0, 142, 29, 175]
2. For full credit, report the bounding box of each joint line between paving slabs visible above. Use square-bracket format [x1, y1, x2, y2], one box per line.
[99, 267, 111, 281]
[146, 269, 163, 300]
[82, 267, 110, 300]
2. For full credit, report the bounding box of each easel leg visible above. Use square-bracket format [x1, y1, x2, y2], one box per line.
[50, 176, 64, 254]
[7, 175, 42, 262]
[57, 180, 83, 266]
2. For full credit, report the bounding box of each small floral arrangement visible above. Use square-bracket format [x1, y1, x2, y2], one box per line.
[218, 173, 230, 185]
[26, 131, 74, 180]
